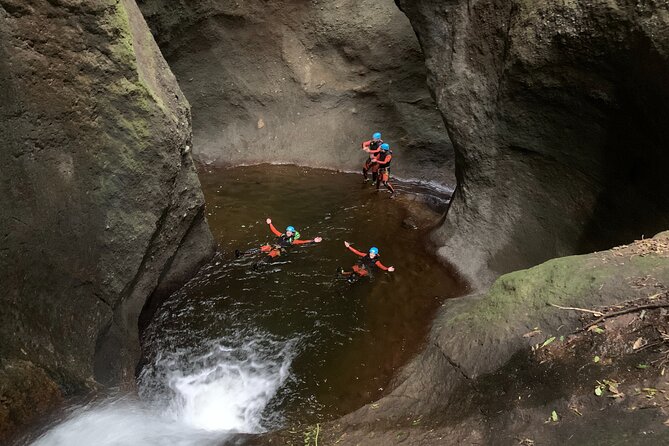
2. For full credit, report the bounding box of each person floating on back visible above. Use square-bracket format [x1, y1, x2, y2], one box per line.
[372, 143, 396, 197]
[338, 241, 395, 281]
[235, 218, 322, 260]
[361, 132, 383, 183]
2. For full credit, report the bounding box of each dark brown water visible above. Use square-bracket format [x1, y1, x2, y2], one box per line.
[140, 165, 463, 430]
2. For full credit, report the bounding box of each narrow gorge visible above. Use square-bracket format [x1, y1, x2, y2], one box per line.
[2, 0, 669, 445]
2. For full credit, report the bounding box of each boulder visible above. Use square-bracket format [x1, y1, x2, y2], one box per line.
[0, 0, 214, 438]
[397, 0, 669, 287]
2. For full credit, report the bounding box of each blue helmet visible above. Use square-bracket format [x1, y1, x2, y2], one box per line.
[372, 132, 382, 140]
[286, 226, 295, 233]
[369, 247, 379, 255]
[381, 143, 390, 151]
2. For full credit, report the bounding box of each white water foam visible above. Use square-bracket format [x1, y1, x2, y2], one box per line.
[158, 340, 294, 433]
[30, 399, 225, 446]
[29, 336, 295, 446]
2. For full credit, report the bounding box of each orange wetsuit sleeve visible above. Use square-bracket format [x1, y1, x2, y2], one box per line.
[375, 260, 390, 271]
[292, 239, 314, 245]
[362, 140, 371, 149]
[375, 154, 392, 166]
[268, 222, 282, 237]
[347, 245, 366, 257]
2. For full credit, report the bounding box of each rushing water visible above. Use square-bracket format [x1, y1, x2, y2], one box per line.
[25, 165, 462, 446]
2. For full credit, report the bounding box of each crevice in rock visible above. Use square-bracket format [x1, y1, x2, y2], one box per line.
[137, 203, 210, 339]
[495, 3, 516, 105]
[433, 342, 479, 392]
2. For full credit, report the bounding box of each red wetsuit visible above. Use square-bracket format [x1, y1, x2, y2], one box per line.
[345, 245, 391, 276]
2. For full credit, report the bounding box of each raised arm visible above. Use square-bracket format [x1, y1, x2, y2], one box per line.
[361, 140, 371, 151]
[375, 260, 395, 272]
[344, 241, 365, 257]
[266, 218, 282, 237]
[292, 237, 322, 245]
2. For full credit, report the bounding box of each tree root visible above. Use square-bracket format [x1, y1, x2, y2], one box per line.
[578, 302, 669, 333]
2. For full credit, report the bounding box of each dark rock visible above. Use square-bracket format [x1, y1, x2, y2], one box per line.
[401, 217, 419, 230]
[398, 0, 669, 288]
[0, 0, 214, 438]
[136, 0, 455, 185]
[0, 360, 62, 442]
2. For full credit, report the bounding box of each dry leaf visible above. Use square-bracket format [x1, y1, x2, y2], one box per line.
[632, 337, 646, 350]
[523, 329, 542, 338]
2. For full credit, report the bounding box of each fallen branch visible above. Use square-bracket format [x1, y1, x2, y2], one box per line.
[635, 341, 663, 353]
[578, 302, 669, 333]
[549, 303, 604, 316]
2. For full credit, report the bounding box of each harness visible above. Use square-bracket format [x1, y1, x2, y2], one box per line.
[356, 253, 379, 270]
[376, 150, 393, 176]
[274, 231, 301, 249]
[376, 151, 392, 172]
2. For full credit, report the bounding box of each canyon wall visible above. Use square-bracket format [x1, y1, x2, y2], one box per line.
[302, 1, 669, 442]
[137, 0, 455, 184]
[398, 0, 669, 286]
[0, 0, 214, 437]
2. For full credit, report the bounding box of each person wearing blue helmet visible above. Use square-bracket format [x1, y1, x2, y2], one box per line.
[235, 218, 322, 259]
[361, 132, 383, 183]
[338, 241, 395, 281]
[371, 143, 396, 196]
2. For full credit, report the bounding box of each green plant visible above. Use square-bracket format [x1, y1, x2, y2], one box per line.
[304, 423, 320, 446]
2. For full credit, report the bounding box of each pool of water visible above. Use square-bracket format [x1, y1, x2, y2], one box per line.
[25, 165, 463, 445]
[141, 165, 462, 424]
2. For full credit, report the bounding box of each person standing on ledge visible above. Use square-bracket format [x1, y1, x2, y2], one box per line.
[372, 143, 396, 197]
[361, 132, 383, 183]
[338, 241, 395, 281]
[235, 218, 322, 259]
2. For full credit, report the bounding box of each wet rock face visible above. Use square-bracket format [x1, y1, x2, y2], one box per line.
[137, 0, 454, 184]
[397, 0, 669, 286]
[0, 0, 214, 435]
[0, 360, 62, 441]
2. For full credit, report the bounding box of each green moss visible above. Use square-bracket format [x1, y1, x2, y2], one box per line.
[107, 1, 137, 71]
[84, 0, 181, 196]
[443, 245, 669, 336]
[447, 255, 592, 326]
[100, 1, 166, 111]
[139, 78, 167, 113]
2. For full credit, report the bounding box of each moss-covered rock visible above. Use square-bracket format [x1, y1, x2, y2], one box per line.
[0, 0, 214, 440]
